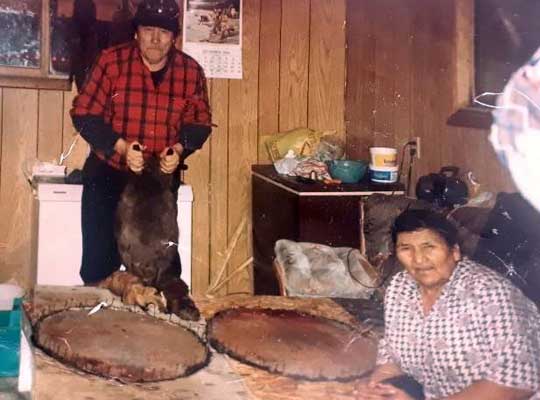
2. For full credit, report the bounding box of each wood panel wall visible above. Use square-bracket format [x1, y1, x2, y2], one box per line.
[0, 88, 78, 288]
[0, 0, 519, 293]
[0, 0, 346, 294]
[345, 0, 516, 194]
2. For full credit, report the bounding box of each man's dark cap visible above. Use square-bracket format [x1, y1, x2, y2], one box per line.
[133, 0, 180, 36]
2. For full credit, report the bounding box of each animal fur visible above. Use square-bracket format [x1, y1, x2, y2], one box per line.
[99, 271, 166, 311]
[274, 239, 379, 299]
[115, 155, 200, 320]
[363, 194, 433, 261]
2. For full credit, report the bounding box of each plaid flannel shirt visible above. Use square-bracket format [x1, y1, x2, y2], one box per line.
[71, 41, 211, 169]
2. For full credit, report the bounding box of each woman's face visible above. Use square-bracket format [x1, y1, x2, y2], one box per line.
[395, 228, 461, 291]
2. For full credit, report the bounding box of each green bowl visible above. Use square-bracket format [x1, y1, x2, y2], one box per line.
[327, 160, 368, 183]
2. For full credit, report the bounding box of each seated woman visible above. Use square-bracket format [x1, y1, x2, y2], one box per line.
[357, 209, 540, 400]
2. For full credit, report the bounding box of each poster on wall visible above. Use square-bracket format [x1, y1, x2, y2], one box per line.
[181, 0, 242, 79]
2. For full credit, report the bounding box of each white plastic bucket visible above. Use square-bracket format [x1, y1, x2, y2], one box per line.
[369, 164, 399, 183]
[0, 284, 24, 311]
[369, 147, 397, 168]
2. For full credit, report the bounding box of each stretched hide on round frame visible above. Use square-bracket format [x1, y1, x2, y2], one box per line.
[207, 308, 377, 381]
[35, 309, 209, 382]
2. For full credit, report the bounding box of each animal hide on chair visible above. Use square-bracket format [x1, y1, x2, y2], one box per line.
[113, 155, 200, 320]
[363, 194, 432, 262]
[274, 239, 379, 299]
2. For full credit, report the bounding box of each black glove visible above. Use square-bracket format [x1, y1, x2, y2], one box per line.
[179, 124, 212, 160]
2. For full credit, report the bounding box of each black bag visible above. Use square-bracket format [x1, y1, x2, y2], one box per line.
[473, 192, 540, 304]
[416, 166, 468, 208]
[381, 375, 425, 400]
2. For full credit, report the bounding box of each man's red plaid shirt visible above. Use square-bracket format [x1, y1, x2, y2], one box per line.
[71, 41, 211, 169]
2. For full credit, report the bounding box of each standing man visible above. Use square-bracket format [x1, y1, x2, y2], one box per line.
[71, 0, 211, 305]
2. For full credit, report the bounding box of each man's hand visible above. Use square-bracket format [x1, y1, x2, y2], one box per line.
[159, 143, 183, 174]
[125, 141, 146, 173]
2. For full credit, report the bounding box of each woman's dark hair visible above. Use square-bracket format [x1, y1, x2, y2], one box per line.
[391, 209, 459, 247]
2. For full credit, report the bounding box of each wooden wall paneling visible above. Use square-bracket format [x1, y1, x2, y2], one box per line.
[410, 5, 438, 179]
[446, 0, 514, 193]
[372, 2, 398, 149]
[449, 126, 514, 193]
[184, 96, 211, 295]
[408, 1, 470, 184]
[0, 89, 39, 287]
[226, 0, 261, 294]
[389, 3, 413, 186]
[450, 1, 514, 193]
[257, 0, 282, 163]
[209, 78, 230, 296]
[279, 0, 310, 131]
[37, 90, 64, 163]
[453, 0, 474, 107]
[345, 0, 376, 160]
[429, 1, 456, 170]
[61, 87, 89, 172]
[62, 88, 77, 152]
[0, 89, 2, 190]
[407, 1, 440, 181]
[308, 0, 346, 139]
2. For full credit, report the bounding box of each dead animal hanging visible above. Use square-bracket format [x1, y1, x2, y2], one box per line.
[115, 148, 200, 320]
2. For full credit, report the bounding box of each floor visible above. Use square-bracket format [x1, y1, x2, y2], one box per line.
[0, 378, 29, 400]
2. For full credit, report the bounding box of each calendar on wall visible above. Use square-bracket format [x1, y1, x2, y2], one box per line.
[182, 0, 242, 80]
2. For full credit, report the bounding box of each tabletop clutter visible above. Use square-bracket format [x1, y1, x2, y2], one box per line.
[263, 127, 398, 184]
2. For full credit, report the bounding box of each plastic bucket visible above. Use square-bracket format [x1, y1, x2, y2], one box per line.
[369, 147, 397, 168]
[370, 164, 399, 183]
[0, 284, 24, 311]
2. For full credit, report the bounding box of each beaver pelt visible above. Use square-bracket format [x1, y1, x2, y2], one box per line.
[115, 154, 200, 321]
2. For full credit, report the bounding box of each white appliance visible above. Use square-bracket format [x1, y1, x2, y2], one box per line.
[34, 183, 193, 289]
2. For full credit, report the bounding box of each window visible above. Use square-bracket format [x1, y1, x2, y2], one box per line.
[0, 0, 70, 90]
[0, 0, 145, 90]
[448, 0, 540, 129]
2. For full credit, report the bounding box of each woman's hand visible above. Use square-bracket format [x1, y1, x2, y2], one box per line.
[355, 382, 414, 400]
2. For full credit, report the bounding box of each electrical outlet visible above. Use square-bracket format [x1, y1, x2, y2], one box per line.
[412, 136, 421, 159]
